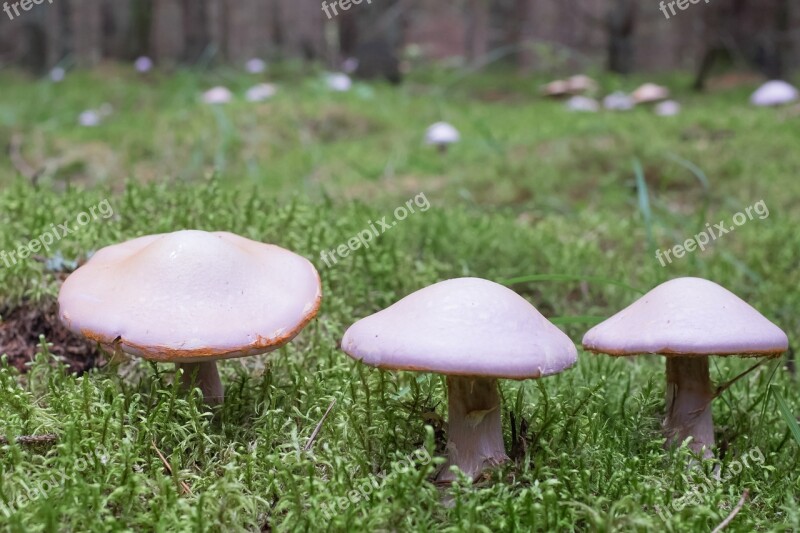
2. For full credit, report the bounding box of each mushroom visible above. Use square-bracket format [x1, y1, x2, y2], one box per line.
[565, 96, 600, 113]
[541, 79, 570, 98]
[58, 230, 322, 404]
[49, 67, 66, 83]
[654, 100, 681, 116]
[245, 83, 278, 102]
[134, 56, 153, 74]
[750, 80, 799, 107]
[582, 277, 788, 459]
[78, 110, 102, 127]
[632, 83, 670, 104]
[245, 58, 267, 74]
[603, 91, 635, 111]
[566, 75, 598, 95]
[325, 72, 353, 92]
[341, 277, 577, 483]
[202, 86, 233, 105]
[424, 122, 460, 152]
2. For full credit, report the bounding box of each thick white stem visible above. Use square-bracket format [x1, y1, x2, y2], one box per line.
[664, 356, 715, 460]
[436, 376, 509, 483]
[178, 361, 224, 405]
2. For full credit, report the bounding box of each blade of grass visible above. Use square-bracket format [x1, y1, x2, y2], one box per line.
[772, 386, 800, 446]
[633, 158, 655, 253]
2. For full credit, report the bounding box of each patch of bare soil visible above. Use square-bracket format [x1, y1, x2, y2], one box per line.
[0, 300, 102, 374]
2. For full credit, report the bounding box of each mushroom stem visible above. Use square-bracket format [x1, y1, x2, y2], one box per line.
[178, 362, 224, 404]
[436, 376, 509, 483]
[664, 356, 715, 459]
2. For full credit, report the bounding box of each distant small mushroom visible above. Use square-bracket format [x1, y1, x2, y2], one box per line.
[603, 91, 635, 111]
[245, 58, 267, 74]
[58, 230, 322, 404]
[654, 100, 681, 116]
[566, 96, 600, 113]
[341, 278, 577, 483]
[632, 83, 670, 104]
[202, 86, 233, 105]
[541, 80, 570, 98]
[78, 110, 102, 127]
[134, 56, 153, 74]
[583, 277, 787, 459]
[50, 67, 66, 83]
[245, 83, 278, 102]
[750, 80, 799, 107]
[566, 75, 598, 95]
[326, 73, 352, 92]
[424, 122, 460, 152]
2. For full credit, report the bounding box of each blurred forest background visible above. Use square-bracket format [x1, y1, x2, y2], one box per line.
[1, 0, 798, 86]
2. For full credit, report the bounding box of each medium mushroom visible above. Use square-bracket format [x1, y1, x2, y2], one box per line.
[565, 96, 600, 113]
[246, 83, 278, 102]
[654, 100, 681, 117]
[424, 122, 460, 152]
[341, 277, 577, 483]
[325, 72, 352, 92]
[582, 277, 788, 459]
[603, 91, 635, 111]
[750, 80, 799, 107]
[134, 56, 153, 74]
[58, 230, 321, 404]
[632, 83, 670, 104]
[202, 86, 233, 105]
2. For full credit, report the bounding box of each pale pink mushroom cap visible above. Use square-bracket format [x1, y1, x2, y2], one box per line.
[58, 230, 322, 363]
[582, 277, 788, 357]
[341, 277, 578, 379]
[632, 83, 670, 104]
[750, 80, 799, 107]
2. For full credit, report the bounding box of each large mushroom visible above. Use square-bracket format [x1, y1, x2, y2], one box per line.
[582, 277, 788, 459]
[341, 277, 577, 483]
[58, 230, 321, 404]
[750, 80, 799, 107]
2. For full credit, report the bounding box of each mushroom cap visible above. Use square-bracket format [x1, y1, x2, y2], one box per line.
[245, 58, 267, 74]
[58, 230, 322, 363]
[245, 83, 278, 102]
[566, 75, 598, 94]
[134, 56, 153, 73]
[654, 100, 681, 116]
[582, 277, 788, 357]
[341, 277, 578, 379]
[541, 80, 570, 97]
[603, 91, 635, 111]
[750, 80, 799, 107]
[202, 86, 233, 105]
[632, 83, 670, 104]
[566, 96, 600, 113]
[425, 122, 460, 145]
[326, 72, 352, 92]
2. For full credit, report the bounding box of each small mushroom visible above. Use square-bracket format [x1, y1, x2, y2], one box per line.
[603, 91, 635, 111]
[565, 96, 600, 113]
[245, 83, 278, 102]
[750, 80, 799, 107]
[341, 277, 577, 483]
[134, 56, 153, 74]
[58, 230, 321, 404]
[202, 86, 233, 105]
[424, 122, 460, 152]
[245, 58, 267, 74]
[325, 73, 352, 92]
[654, 100, 681, 116]
[582, 277, 787, 459]
[50, 67, 66, 83]
[632, 83, 670, 104]
[541, 79, 570, 98]
[566, 75, 598, 95]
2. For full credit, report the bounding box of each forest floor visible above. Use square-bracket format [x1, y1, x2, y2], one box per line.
[0, 65, 798, 531]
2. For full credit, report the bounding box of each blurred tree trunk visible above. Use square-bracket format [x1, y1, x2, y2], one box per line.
[513, 0, 535, 72]
[71, 0, 104, 66]
[606, 0, 635, 74]
[465, 0, 489, 66]
[151, 0, 184, 64]
[276, 0, 325, 60]
[182, 0, 209, 63]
